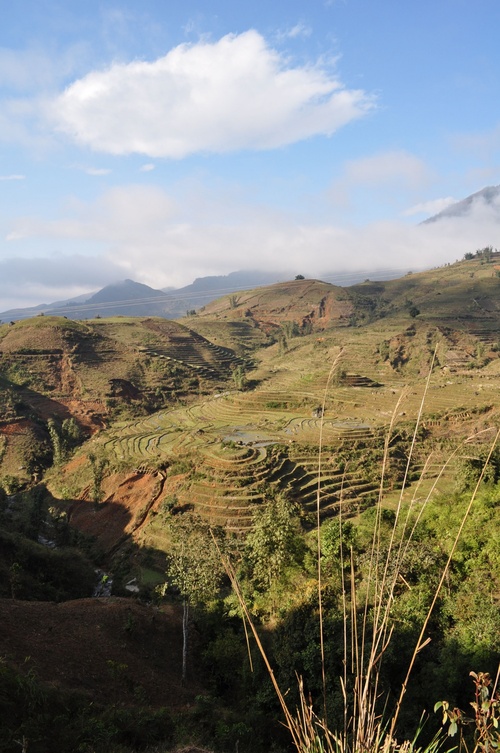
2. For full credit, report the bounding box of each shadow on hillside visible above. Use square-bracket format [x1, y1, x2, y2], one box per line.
[269, 589, 500, 748]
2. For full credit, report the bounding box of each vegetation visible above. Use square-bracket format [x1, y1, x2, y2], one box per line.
[0, 259, 499, 752]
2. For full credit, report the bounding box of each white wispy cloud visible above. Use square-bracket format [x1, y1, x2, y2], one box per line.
[5, 184, 500, 303]
[403, 197, 456, 217]
[0, 255, 122, 311]
[277, 22, 312, 40]
[337, 150, 431, 189]
[0, 174, 25, 181]
[48, 30, 374, 158]
[139, 163, 155, 172]
[82, 167, 111, 176]
[329, 150, 432, 212]
[0, 44, 85, 92]
[452, 122, 500, 156]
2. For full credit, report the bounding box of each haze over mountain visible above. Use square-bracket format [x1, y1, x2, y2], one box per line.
[3, 185, 500, 323]
[422, 185, 500, 224]
[1, 267, 415, 322]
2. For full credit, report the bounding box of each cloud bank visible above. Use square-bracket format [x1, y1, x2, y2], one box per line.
[50, 30, 374, 157]
[0, 254, 123, 311]
[3, 184, 500, 310]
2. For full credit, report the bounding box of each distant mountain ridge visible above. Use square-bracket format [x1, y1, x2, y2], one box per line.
[0, 267, 411, 323]
[0, 271, 288, 322]
[422, 184, 500, 223]
[3, 184, 500, 322]
[86, 279, 166, 304]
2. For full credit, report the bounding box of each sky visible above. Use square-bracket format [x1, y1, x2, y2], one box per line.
[2, 0, 500, 311]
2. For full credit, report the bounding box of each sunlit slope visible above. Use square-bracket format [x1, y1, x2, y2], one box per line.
[65, 312, 500, 535]
[15, 257, 500, 533]
[0, 315, 245, 402]
[190, 277, 354, 332]
[188, 257, 500, 338]
[0, 316, 245, 484]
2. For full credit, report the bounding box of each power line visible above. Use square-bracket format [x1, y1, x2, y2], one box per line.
[3, 266, 416, 321]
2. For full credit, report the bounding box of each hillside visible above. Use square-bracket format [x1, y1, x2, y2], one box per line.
[0, 255, 499, 753]
[39, 255, 500, 546]
[423, 184, 500, 223]
[0, 316, 246, 486]
[192, 254, 500, 333]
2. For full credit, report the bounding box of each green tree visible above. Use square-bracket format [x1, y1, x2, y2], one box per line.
[231, 364, 247, 390]
[281, 320, 300, 340]
[61, 418, 83, 450]
[47, 419, 63, 464]
[245, 493, 300, 593]
[47, 418, 82, 464]
[163, 513, 227, 682]
[88, 452, 108, 504]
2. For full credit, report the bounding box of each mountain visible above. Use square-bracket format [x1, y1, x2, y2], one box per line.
[0, 268, 411, 322]
[423, 184, 500, 223]
[0, 271, 290, 322]
[0, 279, 171, 321]
[86, 279, 165, 304]
[1, 255, 500, 751]
[164, 269, 289, 295]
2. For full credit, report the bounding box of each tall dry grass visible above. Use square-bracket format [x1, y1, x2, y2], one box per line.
[215, 349, 500, 753]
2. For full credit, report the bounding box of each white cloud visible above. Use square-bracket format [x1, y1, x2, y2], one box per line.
[5, 183, 500, 307]
[82, 167, 111, 176]
[139, 163, 155, 172]
[0, 45, 84, 92]
[453, 122, 500, 157]
[402, 197, 456, 217]
[329, 150, 433, 213]
[0, 174, 25, 181]
[339, 150, 431, 189]
[6, 185, 177, 244]
[49, 30, 374, 158]
[0, 254, 122, 311]
[277, 23, 312, 40]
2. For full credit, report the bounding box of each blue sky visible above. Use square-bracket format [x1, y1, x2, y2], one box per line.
[2, 0, 500, 310]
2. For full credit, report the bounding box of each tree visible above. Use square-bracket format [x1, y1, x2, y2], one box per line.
[295, 274, 305, 280]
[61, 418, 83, 450]
[88, 452, 108, 504]
[281, 321, 300, 340]
[162, 513, 227, 682]
[245, 492, 300, 593]
[47, 419, 63, 464]
[48, 418, 83, 464]
[231, 364, 247, 390]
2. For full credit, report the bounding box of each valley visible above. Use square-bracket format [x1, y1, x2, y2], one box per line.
[0, 255, 499, 753]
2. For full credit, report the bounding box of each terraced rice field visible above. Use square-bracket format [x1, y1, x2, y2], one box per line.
[95, 375, 399, 531]
[87, 314, 500, 534]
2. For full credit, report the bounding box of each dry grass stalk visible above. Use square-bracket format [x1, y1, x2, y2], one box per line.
[216, 346, 497, 753]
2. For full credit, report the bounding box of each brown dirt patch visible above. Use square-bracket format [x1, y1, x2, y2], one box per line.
[0, 597, 203, 708]
[0, 418, 34, 436]
[68, 471, 167, 552]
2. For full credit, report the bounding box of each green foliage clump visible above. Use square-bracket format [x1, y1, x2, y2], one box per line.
[164, 513, 227, 606]
[0, 658, 174, 753]
[0, 529, 96, 601]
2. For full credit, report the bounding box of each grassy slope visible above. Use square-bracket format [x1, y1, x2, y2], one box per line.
[1, 260, 500, 752]
[3, 258, 500, 548]
[39, 260, 500, 560]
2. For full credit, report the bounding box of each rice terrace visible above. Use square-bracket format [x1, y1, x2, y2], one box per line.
[0, 256, 499, 753]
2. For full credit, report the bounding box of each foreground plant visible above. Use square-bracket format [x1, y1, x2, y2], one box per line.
[215, 346, 500, 753]
[436, 670, 500, 753]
